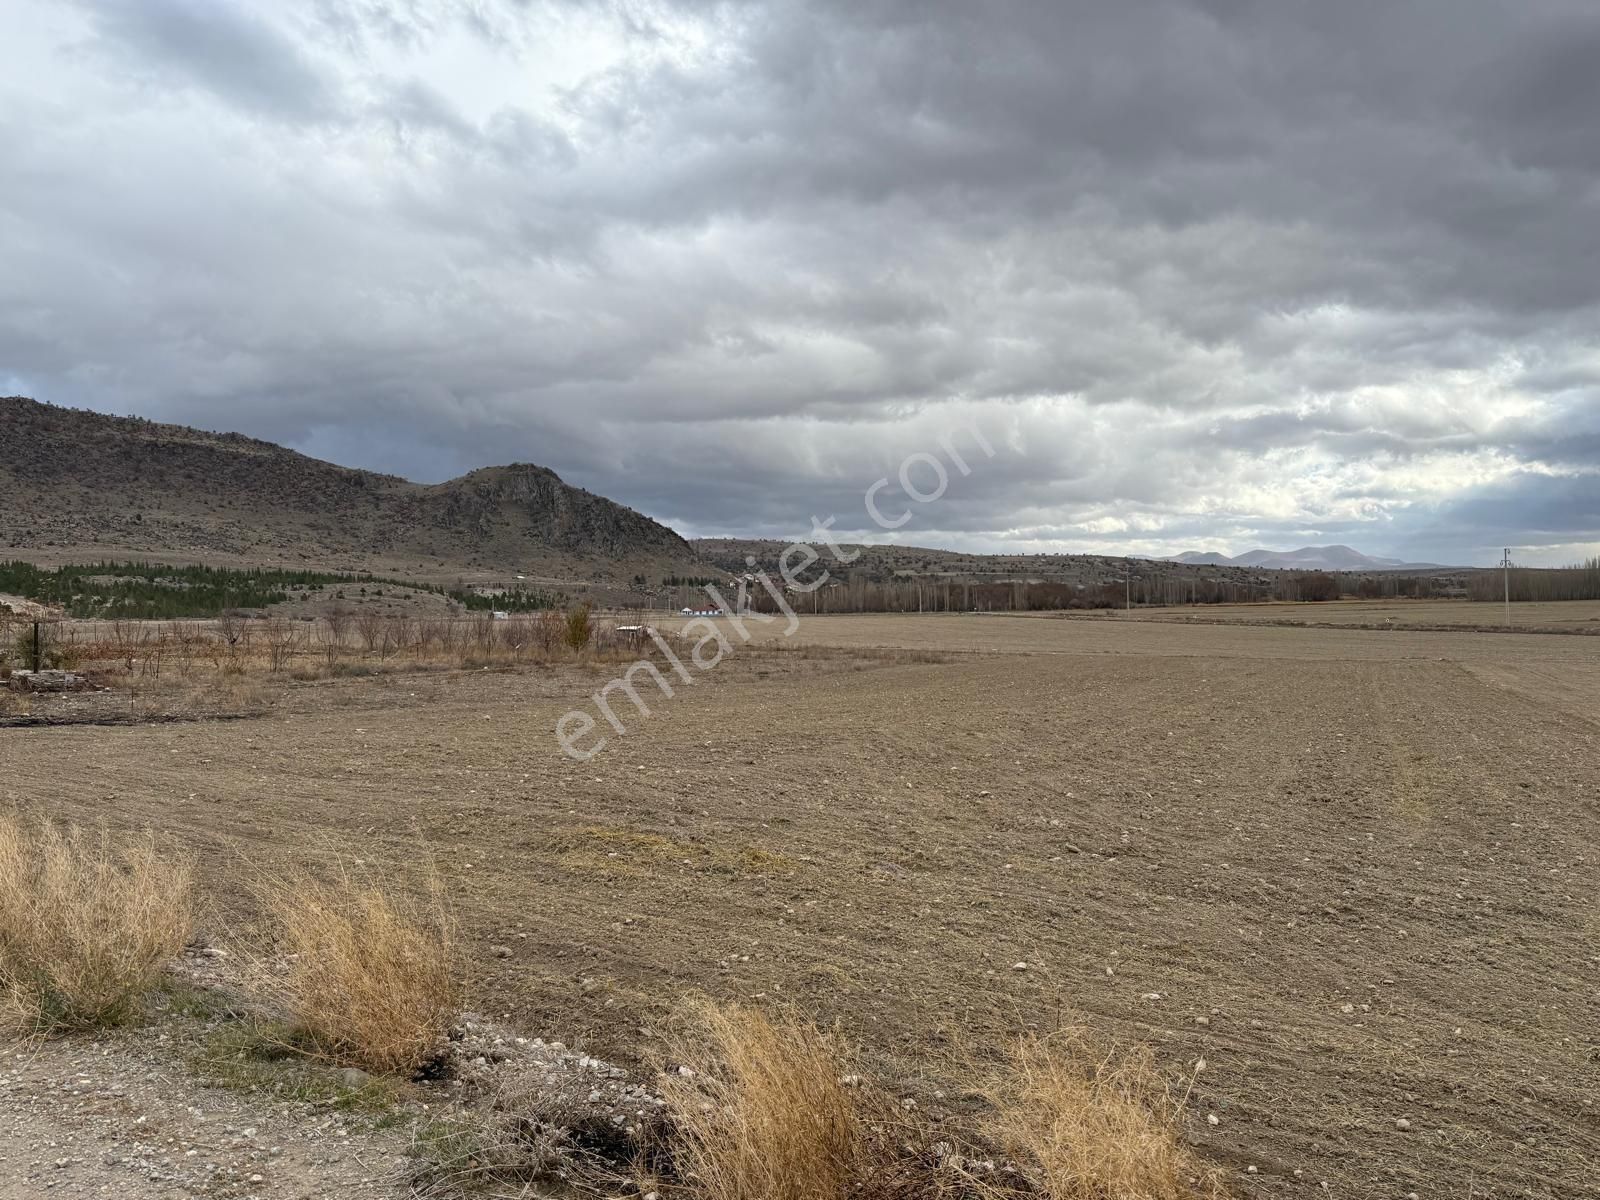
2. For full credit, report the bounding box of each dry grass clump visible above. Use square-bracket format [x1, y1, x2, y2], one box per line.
[398, 997, 1234, 1200]
[661, 999, 862, 1200]
[982, 1032, 1225, 1200]
[251, 865, 457, 1075]
[0, 812, 193, 1031]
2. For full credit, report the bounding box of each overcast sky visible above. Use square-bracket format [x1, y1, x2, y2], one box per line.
[3, 1, 1597, 566]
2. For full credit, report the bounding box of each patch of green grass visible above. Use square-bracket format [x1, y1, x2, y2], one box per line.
[154, 978, 247, 1022]
[188, 1019, 406, 1117]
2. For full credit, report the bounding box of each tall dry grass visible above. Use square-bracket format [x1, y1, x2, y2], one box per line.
[660, 1000, 862, 1200]
[250, 865, 457, 1075]
[0, 812, 193, 1031]
[983, 1032, 1224, 1200]
[654, 1005, 1227, 1200]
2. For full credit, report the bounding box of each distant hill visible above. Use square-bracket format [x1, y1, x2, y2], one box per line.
[1164, 545, 1446, 571]
[694, 537, 1149, 587]
[0, 396, 703, 583]
[693, 537, 1277, 589]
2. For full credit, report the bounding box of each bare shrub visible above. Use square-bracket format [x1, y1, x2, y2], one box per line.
[0, 813, 193, 1031]
[439, 618, 463, 663]
[471, 614, 496, 658]
[218, 609, 250, 652]
[171, 623, 200, 675]
[534, 609, 563, 655]
[502, 615, 535, 661]
[109, 618, 151, 672]
[660, 1000, 861, 1200]
[982, 1032, 1225, 1200]
[249, 865, 457, 1075]
[355, 609, 385, 655]
[417, 618, 446, 656]
[386, 616, 416, 661]
[319, 609, 352, 668]
[263, 620, 302, 673]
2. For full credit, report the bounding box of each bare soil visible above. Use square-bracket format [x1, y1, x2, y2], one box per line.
[0, 1006, 410, 1200]
[1114, 598, 1600, 634]
[3, 615, 1599, 1197]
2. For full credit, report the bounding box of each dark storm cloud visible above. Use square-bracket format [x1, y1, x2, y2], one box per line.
[1396, 472, 1600, 565]
[1, 0, 1597, 566]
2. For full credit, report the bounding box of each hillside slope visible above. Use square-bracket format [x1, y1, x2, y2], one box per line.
[0, 397, 702, 582]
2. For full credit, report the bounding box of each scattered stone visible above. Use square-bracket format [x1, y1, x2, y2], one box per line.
[490, 944, 513, 959]
[7, 669, 85, 693]
[1395, 1118, 1412, 1131]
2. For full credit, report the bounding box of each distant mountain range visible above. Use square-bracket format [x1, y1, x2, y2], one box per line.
[1162, 545, 1446, 571]
[0, 396, 702, 583]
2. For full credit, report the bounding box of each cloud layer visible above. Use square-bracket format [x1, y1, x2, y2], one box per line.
[2, 0, 1597, 565]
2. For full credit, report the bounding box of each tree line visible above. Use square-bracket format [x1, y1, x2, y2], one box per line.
[0, 560, 559, 619]
[1466, 558, 1600, 602]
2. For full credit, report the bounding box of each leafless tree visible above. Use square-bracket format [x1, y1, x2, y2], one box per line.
[218, 609, 249, 652]
[320, 608, 352, 669]
[534, 610, 563, 655]
[264, 620, 302, 673]
[355, 609, 385, 655]
[171, 623, 200, 676]
[109, 618, 150, 673]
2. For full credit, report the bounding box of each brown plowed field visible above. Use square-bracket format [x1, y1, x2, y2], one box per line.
[1105, 598, 1600, 634]
[4, 615, 1598, 1197]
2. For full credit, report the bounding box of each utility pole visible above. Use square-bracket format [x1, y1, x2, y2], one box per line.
[1502, 548, 1513, 627]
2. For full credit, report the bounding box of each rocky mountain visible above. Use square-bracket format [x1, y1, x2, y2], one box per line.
[0, 396, 703, 583]
[1165, 545, 1445, 571]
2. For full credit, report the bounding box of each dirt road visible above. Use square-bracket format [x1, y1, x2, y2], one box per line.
[4, 617, 1598, 1197]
